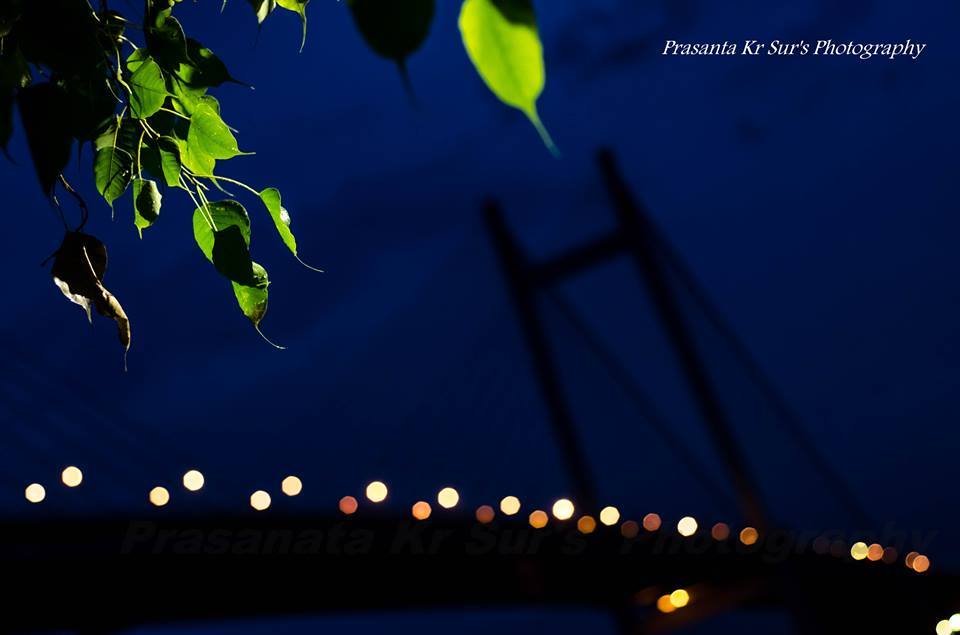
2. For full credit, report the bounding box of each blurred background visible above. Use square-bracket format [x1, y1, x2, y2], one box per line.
[1, 0, 958, 632]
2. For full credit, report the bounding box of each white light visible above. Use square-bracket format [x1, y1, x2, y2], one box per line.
[61, 466, 83, 487]
[25, 483, 45, 503]
[182, 470, 204, 492]
[250, 490, 271, 511]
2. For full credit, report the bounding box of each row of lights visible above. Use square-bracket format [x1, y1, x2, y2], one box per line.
[936, 613, 960, 635]
[848, 540, 931, 573]
[22, 470, 933, 576]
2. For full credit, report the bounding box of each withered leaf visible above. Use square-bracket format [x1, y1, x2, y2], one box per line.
[51, 232, 131, 355]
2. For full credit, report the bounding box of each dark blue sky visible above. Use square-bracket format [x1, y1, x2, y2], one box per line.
[1, 0, 958, 630]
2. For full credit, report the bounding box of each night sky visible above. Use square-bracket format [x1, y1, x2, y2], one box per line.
[1, 0, 958, 632]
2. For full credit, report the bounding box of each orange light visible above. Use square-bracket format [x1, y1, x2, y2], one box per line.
[912, 554, 930, 573]
[656, 595, 676, 614]
[677, 516, 698, 537]
[412, 501, 432, 520]
[577, 516, 597, 534]
[500, 496, 521, 516]
[739, 527, 759, 546]
[866, 543, 883, 562]
[339, 495, 358, 515]
[642, 513, 661, 532]
[711, 522, 730, 541]
[476, 505, 495, 524]
[621, 520, 640, 539]
[904, 551, 918, 568]
[529, 510, 548, 529]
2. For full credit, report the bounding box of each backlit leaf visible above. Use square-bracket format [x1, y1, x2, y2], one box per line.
[277, 0, 310, 50]
[248, 0, 276, 24]
[133, 178, 162, 237]
[458, 0, 556, 154]
[94, 137, 133, 208]
[232, 261, 269, 326]
[187, 102, 243, 164]
[259, 188, 297, 255]
[192, 200, 257, 285]
[128, 57, 167, 119]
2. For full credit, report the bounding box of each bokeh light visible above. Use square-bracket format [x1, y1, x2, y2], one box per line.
[61, 466, 83, 488]
[476, 505, 495, 524]
[500, 496, 521, 515]
[669, 589, 690, 608]
[529, 510, 548, 529]
[437, 487, 459, 509]
[850, 542, 869, 561]
[711, 522, 730, 541]
[412, 501, 432, 520]
[912, 554, 930, 573]
[339, 495, 358, 515]
[577, 515, 597, 534]
[866, 543, 883, 562]
[552, 498, 575, 520]
[936, 620, 951, 635]
[739, 527, 759, 546]
[642, 513, 661, 532]
[365, 481, 388, 503]
[621, 520, 640, 539]
[182, 469, 204, 492]
[656, 595, 676, 613]
[281, 476, 303, 497]
[905, 551, 919, 569]
[599, 506, 620, 526]
[25, 483, 45, 503]
[149, 486, 169, 507]
[250, 490, 271, 511]
[677, 516, 698, 537]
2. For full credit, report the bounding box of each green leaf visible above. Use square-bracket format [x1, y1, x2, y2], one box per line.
[128, 57, 168, 119]
[192, 200, 257, 285]
[277, 0, 310, 50]
[141, 136, 182, 188]
[348, 0, 433, 62]
[133, 178, 162, 237]
[94, 142, 133, 207]
[93, 119, 137, 207]
[259, 188, 297, 255]
[187, 102, 243, 165]
[232, 261, 269, 326]
[458, 0, 556, 154]
[248, 0, 276, 24]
